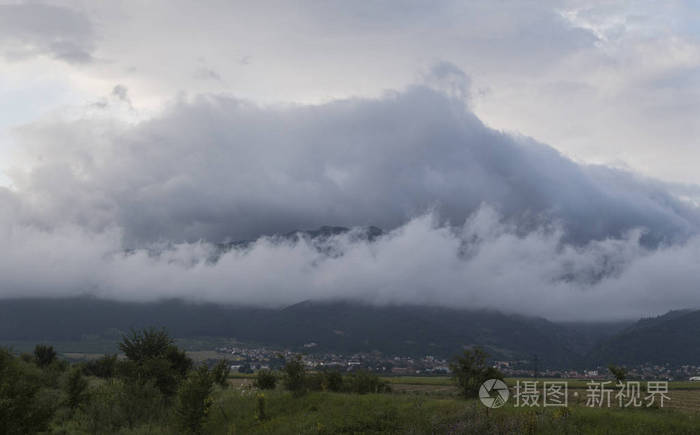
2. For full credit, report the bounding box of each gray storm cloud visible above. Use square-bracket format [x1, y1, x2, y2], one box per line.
[2, 83, 700, 320]
[0, 3, 94, 63]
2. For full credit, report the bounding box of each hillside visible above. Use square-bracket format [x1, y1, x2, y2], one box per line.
[0, 297, 627, 368]
[588, 309, 700, 366]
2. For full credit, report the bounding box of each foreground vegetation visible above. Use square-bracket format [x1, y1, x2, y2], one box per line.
[3, 330, 700, 434]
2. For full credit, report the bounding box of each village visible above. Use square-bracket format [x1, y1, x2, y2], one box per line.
[214, 343, 700, 381]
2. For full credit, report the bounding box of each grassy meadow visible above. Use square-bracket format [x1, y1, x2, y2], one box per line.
[199, 376, 700, 434]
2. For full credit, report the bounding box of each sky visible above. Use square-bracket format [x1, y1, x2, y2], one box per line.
[2, 0, 700, 320]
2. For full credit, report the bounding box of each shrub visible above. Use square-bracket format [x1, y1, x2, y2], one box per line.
[64, 367, 89, 412]
[174, 365, 214, 434]
[83, 354, 118, 378]
[254, 369, 277, 390]
[345, 371, 390, 394]
[74, 380, 128, 433]
[212, 359, 231, 388]
[120, 379, 167, 429]
[118, 328, 192, 397]
[283, 355, 307, 396]
[0, 348, 56, 434]
[324, 370, 344, 392]
[34, 344, 57, 368]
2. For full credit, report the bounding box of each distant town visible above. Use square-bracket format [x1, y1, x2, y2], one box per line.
[213, 343, 700, 381]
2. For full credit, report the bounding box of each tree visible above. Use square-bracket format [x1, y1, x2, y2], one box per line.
[283, 355, 306, 396]
[608, 364, 628, 383]
[33, 344, 57, 368]
[118, 328, 192, 397]
[211, 359, 231, 388]
[450, 347, 503, 399]
[174, 365, 214, 434]
[0, 348, 56, 434]
[64, 366, 89, 412]
[119, 328, 172, 362]
[324, 370, 343, 392]
[83, 354, 118, 378]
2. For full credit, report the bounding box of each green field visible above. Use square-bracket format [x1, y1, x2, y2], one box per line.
[191, 375, 700, 434]
[192, 386, 700, 434]
[382, 376, 700, 413]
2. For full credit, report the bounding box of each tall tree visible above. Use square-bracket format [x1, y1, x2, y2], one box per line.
[450, 347, 503, 399]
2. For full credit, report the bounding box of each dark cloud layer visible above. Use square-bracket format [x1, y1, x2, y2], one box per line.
[0, 3, 94, 63]
[11, 86, 700, 245]
[3, 83, 700, 320]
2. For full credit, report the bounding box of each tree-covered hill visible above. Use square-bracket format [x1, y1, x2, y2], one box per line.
[0, 297, 628, 368]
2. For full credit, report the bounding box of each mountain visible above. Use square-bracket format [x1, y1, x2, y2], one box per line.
[215, 225, 384, 252]
[0, 297, 628, 368]
[587, 309, 700, 366]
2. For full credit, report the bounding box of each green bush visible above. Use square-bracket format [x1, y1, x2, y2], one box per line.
[449, 347, 502, 398]
[305, 372, 325, 391]
[73, 380, 129, 433]
[63, 366, 89, 412]
[211, 359, 231, 387]
[174, 365, 214, 434]
[33, 344, 57, 368]
[324, 370, 344, 392]
[83, 354, 118, 378]
[254, 369, 278, 390]
[0, 348, 56, 434]
[344, 371, 390, 394]
[283, 355, 307, 396]
[118, 328, 192, 397]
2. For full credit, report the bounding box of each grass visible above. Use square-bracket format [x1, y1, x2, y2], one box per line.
[382, 376, 453, 385]
[199, 388, 700, 434]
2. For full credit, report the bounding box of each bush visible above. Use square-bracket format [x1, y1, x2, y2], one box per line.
[254, 369, 277, 390]
[83, 354, 118, 378]
[174, 365, 214, 434]
[64, 367, 89, 412]
[118, 328, 192, 397]
[305, 372, 325, 391]
[73, 380, 128, 433]
[324, 370, 344, 392]
[283, 355, 307, 396]
[450, 347, 503, 399]
[345, 371, 390, 394]
[34, 344, 57, 368]
[71, 378, 168, 433]
[0, 348, 56, 434]
[211, 359, 231, 387]
[120, 380, 167, 429]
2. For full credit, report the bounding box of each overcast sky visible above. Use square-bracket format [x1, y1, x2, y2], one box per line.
[2, 1, 700, 320]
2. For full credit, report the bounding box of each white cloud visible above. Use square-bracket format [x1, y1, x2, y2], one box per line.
[2, 205, 700, 321]
[0, 84, 699, 320]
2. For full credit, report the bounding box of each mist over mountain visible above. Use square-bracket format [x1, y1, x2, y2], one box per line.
[2, 83, 700, 320]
